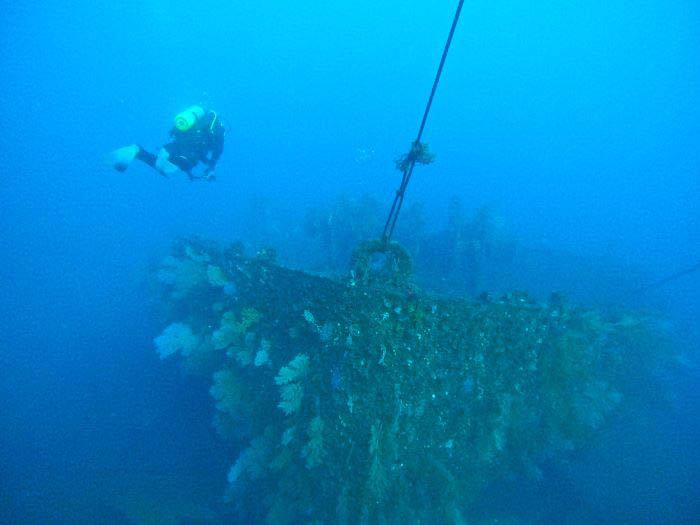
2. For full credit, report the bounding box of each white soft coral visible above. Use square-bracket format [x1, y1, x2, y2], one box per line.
[154, 322, 200, 359]
[156, 255, 206, 299]
[275, 354, 309, 415]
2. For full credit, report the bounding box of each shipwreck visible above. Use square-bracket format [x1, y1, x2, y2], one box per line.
[151, 237, 670, 523]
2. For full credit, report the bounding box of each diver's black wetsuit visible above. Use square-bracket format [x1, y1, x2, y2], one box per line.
[136, 110, 225, 177]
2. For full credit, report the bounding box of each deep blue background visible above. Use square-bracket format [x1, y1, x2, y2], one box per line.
[2, 1, 698, 522]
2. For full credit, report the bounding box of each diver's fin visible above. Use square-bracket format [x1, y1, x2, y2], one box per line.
[106, 144, 140, 172]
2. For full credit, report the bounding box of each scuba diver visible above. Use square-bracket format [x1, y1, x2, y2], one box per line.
[107, 105, 224, 181]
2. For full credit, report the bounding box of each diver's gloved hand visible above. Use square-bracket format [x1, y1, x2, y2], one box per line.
[107, 144, 139, 172]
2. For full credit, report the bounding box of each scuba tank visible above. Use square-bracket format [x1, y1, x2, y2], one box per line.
[174, 105, 205, 131]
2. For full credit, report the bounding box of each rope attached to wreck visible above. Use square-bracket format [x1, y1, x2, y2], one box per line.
[382, 0, 465, 242]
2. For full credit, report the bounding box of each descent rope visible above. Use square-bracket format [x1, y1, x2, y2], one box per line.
[382, 0, 465, 241]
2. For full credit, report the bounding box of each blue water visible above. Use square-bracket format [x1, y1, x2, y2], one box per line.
[2, 1, 698, 522]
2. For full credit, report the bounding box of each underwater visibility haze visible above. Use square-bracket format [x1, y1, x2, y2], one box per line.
[1, 1, 699, 523]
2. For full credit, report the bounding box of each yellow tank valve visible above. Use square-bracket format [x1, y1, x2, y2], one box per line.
[174, 105, 205, 131]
